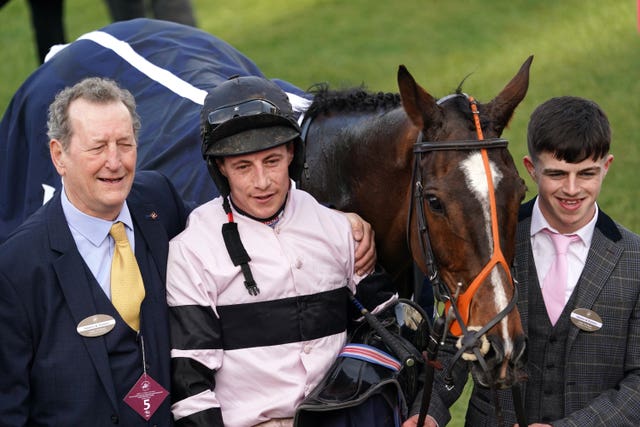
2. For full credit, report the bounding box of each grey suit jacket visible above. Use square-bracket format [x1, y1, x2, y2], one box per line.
[427, 199, 640, 426]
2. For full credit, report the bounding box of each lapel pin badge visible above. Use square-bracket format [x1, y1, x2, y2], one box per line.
[77, 314, 116, 337]
[570, 308, 603, 332]
[146, 211, 159, 220]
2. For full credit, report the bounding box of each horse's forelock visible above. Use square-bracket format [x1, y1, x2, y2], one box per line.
[305, 84, 401, 118]
[436, 89, 495, 133]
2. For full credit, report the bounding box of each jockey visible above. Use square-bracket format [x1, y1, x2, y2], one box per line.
[165, 75, 395, 427]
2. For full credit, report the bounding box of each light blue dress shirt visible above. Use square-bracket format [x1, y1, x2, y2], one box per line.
[60, 189, 135, 298]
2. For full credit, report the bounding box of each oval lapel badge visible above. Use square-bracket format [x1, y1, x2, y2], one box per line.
[77, 314, 116, 337]
[570, 308, 603, 332]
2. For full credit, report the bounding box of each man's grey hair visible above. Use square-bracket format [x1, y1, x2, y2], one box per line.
[47, 77, 141, 150]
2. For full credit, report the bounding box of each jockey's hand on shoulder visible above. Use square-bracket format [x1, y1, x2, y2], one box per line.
[343, 212, 376, 276]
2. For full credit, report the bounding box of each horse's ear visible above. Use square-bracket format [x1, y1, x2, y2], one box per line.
[397, 65, 442, 130]
[485, 55, 533, 134]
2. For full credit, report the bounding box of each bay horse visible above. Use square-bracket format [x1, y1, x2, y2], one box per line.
[299, 57, 532, 391]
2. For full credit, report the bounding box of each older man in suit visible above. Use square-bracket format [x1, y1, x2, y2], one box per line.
[0, 77, 189, 426]
[406, 96, 640, 427]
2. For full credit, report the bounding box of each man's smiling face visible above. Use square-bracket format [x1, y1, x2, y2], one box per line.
[50, 98, 137, 220]
[524, 151, 613, 233]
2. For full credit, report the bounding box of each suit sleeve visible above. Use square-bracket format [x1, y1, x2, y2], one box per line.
[166, 238, 224, 427]
[552, 244, 640, 427]
[0, 269, 32, 426]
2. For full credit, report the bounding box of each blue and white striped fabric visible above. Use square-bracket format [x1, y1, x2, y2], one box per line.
[0, 18, 311, 243]
[338, 343, 402, 371]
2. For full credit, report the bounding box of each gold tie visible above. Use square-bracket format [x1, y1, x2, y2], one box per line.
[109, 221, 145, 331]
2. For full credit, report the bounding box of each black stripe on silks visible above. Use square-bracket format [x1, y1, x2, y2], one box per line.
[171, 357, 216, 403]
[175, 407, 224, 427]
[217, 287, 349, 350]
[170, 305, 222, 350]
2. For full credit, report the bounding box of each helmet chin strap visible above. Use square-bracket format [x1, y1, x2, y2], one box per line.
[221, 196, 260, 296]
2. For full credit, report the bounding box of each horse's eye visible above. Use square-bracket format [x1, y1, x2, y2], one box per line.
[426, 195, 444, 214]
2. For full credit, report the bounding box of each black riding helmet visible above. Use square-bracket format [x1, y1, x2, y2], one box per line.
[201, 76, 304, 197]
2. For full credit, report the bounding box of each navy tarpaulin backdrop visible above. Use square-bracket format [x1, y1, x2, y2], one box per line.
[0, 18, 311, 243]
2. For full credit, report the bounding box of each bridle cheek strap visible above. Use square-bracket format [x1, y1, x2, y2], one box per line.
[445, 97, 515, 336]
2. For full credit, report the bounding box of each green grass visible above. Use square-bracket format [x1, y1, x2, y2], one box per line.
[2, 1, 638, 234]
[1, 1, 638, 422]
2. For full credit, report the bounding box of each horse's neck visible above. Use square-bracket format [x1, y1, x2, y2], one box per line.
[328, 107, 414, 150]
[316, 107, 416, 261]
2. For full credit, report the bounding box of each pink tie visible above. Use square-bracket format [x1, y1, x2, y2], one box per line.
[542, 231, 578, 325]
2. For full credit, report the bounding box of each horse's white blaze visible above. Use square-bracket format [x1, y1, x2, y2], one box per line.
[460, 152, 513, 356]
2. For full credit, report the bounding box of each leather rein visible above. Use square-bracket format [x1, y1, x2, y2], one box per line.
[412, 94, 526, 427]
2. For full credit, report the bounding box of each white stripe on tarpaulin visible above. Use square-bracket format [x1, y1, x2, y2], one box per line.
[339, 343, 401, 371]
[78, 31, 208, 105]
[71, 31, 311, 113]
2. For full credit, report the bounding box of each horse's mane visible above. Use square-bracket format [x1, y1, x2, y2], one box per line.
[305, 83, 402, 119]
[304, 79, 469, 120]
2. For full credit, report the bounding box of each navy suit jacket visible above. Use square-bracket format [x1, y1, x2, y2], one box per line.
[0, 171, 189, 426]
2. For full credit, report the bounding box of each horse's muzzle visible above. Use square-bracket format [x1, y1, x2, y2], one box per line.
[469, 333, 527, 389]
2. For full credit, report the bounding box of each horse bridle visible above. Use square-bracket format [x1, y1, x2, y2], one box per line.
[411, 94, 526, 427]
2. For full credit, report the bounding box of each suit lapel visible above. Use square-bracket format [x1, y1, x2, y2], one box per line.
[567, 226, 623, 346]
[47, 196, 119, 411]
[515, 216, 532, 333]
[128, 200, 168, 282]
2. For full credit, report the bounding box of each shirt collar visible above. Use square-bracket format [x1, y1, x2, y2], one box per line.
[61, 188, 133, 246]
[530, 197, 598, 246]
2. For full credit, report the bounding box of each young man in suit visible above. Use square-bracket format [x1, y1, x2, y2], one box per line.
[407, 96, 640, 426]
